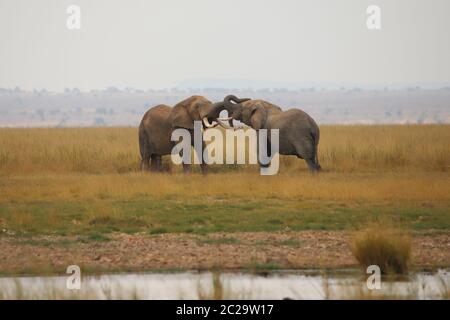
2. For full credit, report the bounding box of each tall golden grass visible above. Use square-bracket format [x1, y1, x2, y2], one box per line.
[1, 172, 449, 203]
[0, 125, 449, 175]
[0, 125, 449, 205]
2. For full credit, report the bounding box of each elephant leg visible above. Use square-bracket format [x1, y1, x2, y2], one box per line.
[140, 147, 151, 172]
[192, 141, 208, 174]
[294, 143, 320, 172]
[183, 163, 192, 173]
[141, 157, 150, 171]
[141, 155, 150, 171]
[140, 148, 151, 172]
[305, 158, 320, 172]
[199, 141, 208, 175]
[155, 155, 163, 172]
[189, 130, 207, 175]
[150, 154, 159, 172]
[179, 148, 192, 173]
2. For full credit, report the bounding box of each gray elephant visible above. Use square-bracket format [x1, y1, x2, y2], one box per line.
[214, 95, 322, 171]
[138, 95, 231, 173]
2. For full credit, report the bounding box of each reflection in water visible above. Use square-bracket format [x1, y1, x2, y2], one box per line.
[0, 270, 448, 300]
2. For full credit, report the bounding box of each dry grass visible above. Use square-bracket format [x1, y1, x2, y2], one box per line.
[0, 171, 449, 204]
[0, 127, 137, 175]
[0, 125, 449, 175]
[351, 222, 412, 274]
[0, 125, 449, 237]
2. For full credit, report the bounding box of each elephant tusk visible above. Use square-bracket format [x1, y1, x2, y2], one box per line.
[202, 117, 217, 128]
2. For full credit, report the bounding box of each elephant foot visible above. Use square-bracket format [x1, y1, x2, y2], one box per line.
[140, 162, 150, 172]
[305, 159, 321, 172]
[258, 162, 271, 168]
[183, 164, 192, 174]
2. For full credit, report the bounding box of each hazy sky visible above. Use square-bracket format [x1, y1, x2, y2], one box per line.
[1, 0, 450, 91]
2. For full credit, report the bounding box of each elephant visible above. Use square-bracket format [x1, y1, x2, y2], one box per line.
[138, 95, 232, 173]
[214, 95, 322, 171]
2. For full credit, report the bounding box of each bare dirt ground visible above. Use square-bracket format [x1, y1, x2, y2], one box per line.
[0, 231, 449, 275]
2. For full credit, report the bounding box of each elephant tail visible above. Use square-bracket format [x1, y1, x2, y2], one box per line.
[311, 129, 321, 171]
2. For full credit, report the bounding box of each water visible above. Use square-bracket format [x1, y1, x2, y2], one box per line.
[0, 270, 448, 299]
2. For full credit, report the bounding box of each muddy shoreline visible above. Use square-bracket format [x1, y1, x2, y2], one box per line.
[0, 231, 449, 276]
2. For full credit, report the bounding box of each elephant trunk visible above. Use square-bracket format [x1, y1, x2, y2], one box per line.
[222, 95, 250, 127]
[204, 96, 250, 129]
[202, 101, 230, 128]
[223, 95, 251, 105]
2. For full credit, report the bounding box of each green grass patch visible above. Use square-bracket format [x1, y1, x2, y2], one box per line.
[86, 233, 111, 242]
[149, 227, 168, 235]
[199, 237, 240, 245]
[1, 198, 449, 237]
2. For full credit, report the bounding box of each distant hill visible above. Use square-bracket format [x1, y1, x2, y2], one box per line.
[0, 87, 449, 127]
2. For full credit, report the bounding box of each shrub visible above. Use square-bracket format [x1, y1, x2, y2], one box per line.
[351, 224, 411, 274]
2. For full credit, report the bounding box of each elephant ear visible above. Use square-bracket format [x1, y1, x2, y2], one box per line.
[185, 99, 202, 121]
[171, 105, 194, 130]
[250, 105, 268, 130]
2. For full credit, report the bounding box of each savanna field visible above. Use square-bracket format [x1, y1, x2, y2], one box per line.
[0, 125, 449, 275]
